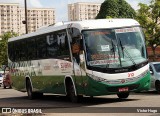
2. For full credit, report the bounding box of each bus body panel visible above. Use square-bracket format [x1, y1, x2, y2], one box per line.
[11, 60, 150, 96]
[11, 68, 150, 96]
[10, 59, 73, 93]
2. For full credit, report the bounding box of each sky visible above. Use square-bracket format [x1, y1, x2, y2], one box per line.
[0, 0, 151, 22]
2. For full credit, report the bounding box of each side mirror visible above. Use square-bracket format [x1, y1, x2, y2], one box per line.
[150, 70, 153, 75]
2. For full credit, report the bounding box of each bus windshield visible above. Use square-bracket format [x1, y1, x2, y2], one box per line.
[82, 27, 147, 69]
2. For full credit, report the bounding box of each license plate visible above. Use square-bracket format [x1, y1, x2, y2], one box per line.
[119, 87, 128, 92]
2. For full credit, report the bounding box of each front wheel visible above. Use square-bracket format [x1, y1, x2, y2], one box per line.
[26, 80, 34, 100]
[67, 80, 78, 103]
[155, 81, 160, 94]
[117, 92, 129, 99]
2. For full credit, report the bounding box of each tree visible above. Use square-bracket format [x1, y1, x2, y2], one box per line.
[96, 0, 136, 19]
[0, 32, 18, 66]
[136, 0, 160, 61]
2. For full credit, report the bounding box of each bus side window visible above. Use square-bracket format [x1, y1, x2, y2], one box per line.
[57, 31, 70, 56]
[70, 28, 81, 65]
[26, 38, 36, 60]
[8, 42, 15, 62]
[46, 33, 57, 57]
[45, 30, 70, 61]
[37, 36, 47, 59]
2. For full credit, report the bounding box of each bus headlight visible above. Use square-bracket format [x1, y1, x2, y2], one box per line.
[87, 74, 106, 82]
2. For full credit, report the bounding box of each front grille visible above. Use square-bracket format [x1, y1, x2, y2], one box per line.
[107, 84, 139, 93]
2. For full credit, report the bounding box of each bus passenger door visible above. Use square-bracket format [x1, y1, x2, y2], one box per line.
[69, 27, 86, 95]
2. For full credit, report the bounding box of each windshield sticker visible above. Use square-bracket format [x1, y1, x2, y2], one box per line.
[89, 60, 118, 65]
[133, 27, 141, 32]
[101, 45, 110, 51]
[91, 54, 119, 60]
[91, 31, 110, 36]
[115, 28, 138, 33]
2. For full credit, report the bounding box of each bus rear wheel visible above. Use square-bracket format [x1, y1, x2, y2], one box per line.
[117, 92, 129, 99]
[155, 81, 160, 94]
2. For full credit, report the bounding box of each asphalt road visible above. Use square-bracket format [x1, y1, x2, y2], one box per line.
[0, 87, 160, 116]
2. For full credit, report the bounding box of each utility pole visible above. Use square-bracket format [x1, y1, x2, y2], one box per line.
[24, 0, 28, 34]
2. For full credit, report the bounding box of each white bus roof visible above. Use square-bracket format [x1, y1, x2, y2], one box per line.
[9, 19, 140, 42]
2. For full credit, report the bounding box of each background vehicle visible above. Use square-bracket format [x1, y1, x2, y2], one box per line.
[3, 67, 12, 89]
[8, 19, 150, 102]
[0, 71, 4, 87]
[3, 75, 12, 89]
[149, 62, 160, 93]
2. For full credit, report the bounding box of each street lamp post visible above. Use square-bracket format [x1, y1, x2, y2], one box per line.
[24, 0, 28, 34]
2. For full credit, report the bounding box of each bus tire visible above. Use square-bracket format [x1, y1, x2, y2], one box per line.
[26, 79, 35, 100]
[66, 79, 78, 103]
[155, 80, 160, 94]
[117, 92, 129, 99]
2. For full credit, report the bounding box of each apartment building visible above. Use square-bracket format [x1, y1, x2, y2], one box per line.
[0, 3, 20, 35]
[68, 2, 101, 21]
[0, 3, 55, 35]
[25, 8, 55, 34]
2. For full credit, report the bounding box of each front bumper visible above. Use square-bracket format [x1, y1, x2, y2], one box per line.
[84, 72, 150, 96]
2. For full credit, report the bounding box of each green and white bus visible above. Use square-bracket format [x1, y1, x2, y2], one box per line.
[8, 19, 150, 102]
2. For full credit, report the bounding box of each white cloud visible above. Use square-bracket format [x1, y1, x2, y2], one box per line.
[27, 0, 43, 8]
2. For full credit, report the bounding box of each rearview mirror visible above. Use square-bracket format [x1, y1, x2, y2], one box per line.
[150, 71, 153, 75]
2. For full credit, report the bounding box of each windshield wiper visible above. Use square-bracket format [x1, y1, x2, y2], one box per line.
[119, 39, 124, 58]
[106, 38, 116, 69]
[111, 39, 115, 59]
[119, 38, 137, 68]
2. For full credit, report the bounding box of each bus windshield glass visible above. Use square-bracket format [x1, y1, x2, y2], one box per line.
[82, 27, 147, 69]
